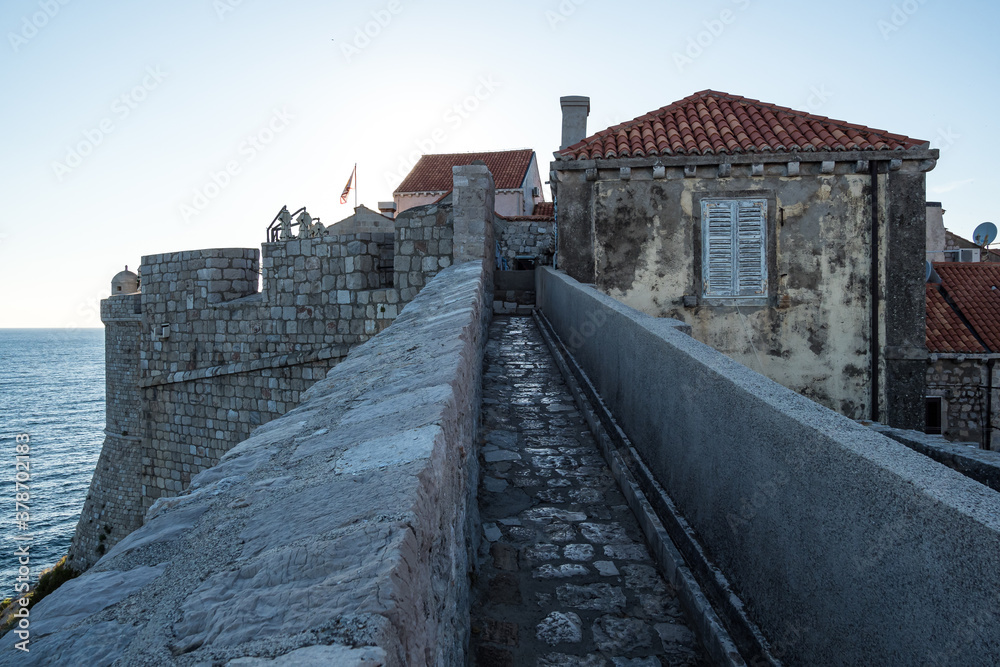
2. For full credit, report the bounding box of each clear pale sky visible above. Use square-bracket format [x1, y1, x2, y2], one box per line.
[2, 0, 996, 327]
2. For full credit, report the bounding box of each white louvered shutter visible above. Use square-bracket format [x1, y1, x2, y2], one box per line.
[703, 201, 735, 296]
[736, 200, 766, 296]
[701, 198, 767, 298]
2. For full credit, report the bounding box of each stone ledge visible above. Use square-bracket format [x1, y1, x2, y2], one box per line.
[140, 346, 352, 388]
[870, 423, 1000, 494]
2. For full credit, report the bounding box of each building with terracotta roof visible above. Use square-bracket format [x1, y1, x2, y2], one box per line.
[394, 149, 545, 218]
[550, 90, 939, 429]
[926, 263, 1000, 447]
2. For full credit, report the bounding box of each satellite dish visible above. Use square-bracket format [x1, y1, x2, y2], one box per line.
[974, 222, 998, 246]
[926, 260, 942, 284]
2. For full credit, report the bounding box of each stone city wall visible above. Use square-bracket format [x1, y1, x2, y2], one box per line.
[69, 169, 492, 571]
[537, 266, 1000, 667]
[6, 260, 491, 666]
[68, 294, 144, 570]
[70, 206, 458, 567]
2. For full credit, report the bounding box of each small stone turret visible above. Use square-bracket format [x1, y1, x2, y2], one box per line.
[111, 266, 139, 295]
[68, 264, 143, 571]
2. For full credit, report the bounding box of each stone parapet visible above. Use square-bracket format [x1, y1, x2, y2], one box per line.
[9, 261, 491, 666]
[537, 266, 1000, 666]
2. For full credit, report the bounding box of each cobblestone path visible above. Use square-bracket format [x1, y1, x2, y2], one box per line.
[471, 316, 708, 666]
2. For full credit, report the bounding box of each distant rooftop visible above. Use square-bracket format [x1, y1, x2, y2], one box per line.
[396, 149, 535, 193]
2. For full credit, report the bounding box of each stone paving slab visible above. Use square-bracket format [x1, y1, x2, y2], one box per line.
[471, 317, 708, 666]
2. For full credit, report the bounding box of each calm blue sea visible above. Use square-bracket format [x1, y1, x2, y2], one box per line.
[0, 329, 104, 594]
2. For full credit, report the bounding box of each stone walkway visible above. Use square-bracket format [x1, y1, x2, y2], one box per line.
[471, 316, 708, 666]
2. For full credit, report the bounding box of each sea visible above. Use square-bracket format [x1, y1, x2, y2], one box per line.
[0, 329, 105, 595]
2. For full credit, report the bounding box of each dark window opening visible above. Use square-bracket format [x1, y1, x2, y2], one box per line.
[926, 397, 943, 435]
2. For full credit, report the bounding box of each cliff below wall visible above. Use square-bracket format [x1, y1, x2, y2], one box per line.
[4, 261, 491, 666]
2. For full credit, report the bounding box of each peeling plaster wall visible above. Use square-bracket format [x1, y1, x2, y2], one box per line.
[553, 156, 932, 427]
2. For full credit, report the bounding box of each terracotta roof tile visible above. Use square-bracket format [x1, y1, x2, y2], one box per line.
[926, 284, 985, 353]
[395, 149, 535, 194]
[532, 202, 554, 218]
[559, 90, 927, 160]
[932, 263, 1000, 352]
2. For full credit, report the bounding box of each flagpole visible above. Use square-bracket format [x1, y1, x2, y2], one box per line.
[354, 163, 358, 209]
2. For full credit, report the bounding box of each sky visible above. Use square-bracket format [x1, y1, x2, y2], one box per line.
[1, 0, 997, 327]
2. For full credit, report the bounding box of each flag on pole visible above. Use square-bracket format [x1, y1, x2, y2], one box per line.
[340, 164, 356, 204]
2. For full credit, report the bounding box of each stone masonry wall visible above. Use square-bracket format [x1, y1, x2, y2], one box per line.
[495, 216, 554, 266]
[10, 260, 492, 666]
[68, 294, 143, 570]
[394, 202, 454, 303]
[71, 202, 462, 568]
[137, 234, 414, 515]
[926, 357, 992, 446]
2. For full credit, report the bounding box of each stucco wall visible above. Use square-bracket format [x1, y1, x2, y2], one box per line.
[5, 260, 492, 666]
[537, 266, 1000, 666]
[552, 154, 931, 427]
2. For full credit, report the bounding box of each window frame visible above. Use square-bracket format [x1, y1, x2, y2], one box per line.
[695, 192, 776, 307]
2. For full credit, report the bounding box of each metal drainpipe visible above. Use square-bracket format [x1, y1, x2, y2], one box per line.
[986, 359, 995, 450]
[870, 160, 880, 423]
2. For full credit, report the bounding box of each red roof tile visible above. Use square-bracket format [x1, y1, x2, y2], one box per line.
[560, 90, 928, 160]
[926, 284, 985, 353]
[499, 201, 554, 222]
[929, 263, 1000, 352]
[533, 202, 554, 218]
[395, 150, 535, 193]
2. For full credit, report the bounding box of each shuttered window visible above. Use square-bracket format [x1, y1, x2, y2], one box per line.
[701, 199, 767, 298]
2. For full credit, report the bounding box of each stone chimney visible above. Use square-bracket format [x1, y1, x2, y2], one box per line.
[560, 96, 590, 150]
[926, 202, 945, 262]
[378, 201, 396, 219]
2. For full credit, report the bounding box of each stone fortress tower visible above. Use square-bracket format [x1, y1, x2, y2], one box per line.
[70, 268, 144, 564]
[68, 167, 552, 571]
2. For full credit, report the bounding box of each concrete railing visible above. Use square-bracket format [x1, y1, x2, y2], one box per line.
[3, 261, 491, 666]
[536, 266, 1000, 667]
